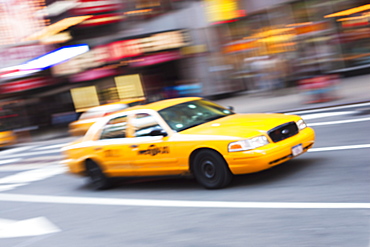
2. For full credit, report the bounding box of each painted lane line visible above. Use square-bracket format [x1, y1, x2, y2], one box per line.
[0, 184, 25, 192]
[300, 111, 355, 120]
[309, 144, 370, 152]
[308, 117, 370, 126]
[0, 158, 22, 165]
[0, 193, 369, 209]
[0, 217, 60, 238]
[287, 102, 370, 115]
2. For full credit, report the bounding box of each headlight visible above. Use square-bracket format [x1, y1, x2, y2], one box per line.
[297, 119, 307, 130]
[228, 136, 269, 152]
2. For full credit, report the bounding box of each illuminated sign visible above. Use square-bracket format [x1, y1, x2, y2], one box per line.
[0, 0, 47, 46]
[21, 44, 89, 70]
[52, 45, 110, 76]
[72, 0, 123, 15]
[70, 68, 117, 82]
[24, 16, 92, 42]
[295, 22, 328, 35]
[70, 86, 100, 111]
[325, 4, 370, 18]
[223, 40, 257, 53]
[108, 30, 189, 61]
[205, 0, 245, 24]
[0, 45, 52, 69]
[52, 30, 189, 76]
[129, 51, 182, 67]
[41, 0, 80, 17]
[78, 13, 124, 27]
[0, 77, 54, 94]
[115, 74, 144, 99]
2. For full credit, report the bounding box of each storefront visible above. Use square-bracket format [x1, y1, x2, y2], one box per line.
[50, 29, 192, 109]
[210, 0, 370, 91]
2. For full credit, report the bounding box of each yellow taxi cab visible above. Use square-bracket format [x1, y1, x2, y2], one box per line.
[0, 109, 17, 147]
[0, 130, 16, 148]
[68, 98, 145, 136]
[62, 97, 315, 190]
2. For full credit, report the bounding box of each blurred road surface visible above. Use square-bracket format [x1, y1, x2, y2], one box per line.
[0, 102, 369, 246]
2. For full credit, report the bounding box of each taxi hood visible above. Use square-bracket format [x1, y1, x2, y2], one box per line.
[180, 113, 300, 138]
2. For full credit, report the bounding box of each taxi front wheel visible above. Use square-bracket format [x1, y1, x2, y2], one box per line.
[192, 150, 232, 189]
[85, 160, 112, 190]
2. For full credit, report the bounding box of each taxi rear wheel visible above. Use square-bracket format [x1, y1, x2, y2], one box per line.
[192, 150, 232, 189]
[85, 160, 112, 190]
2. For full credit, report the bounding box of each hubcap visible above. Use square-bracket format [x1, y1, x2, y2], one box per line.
[202, 160, 216, 179]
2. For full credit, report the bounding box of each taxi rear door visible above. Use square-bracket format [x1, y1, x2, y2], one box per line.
[128, 112, 182, 176]
[93, 114, 136, 176]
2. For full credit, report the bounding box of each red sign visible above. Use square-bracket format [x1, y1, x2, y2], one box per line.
[106, 30, 188, 61]
[130, 51, 182, 67]
[71, 0, 123, 15]
[70, 68, 117, 82]
[109, 39, 143, 60]
[0, 77, 54, 94]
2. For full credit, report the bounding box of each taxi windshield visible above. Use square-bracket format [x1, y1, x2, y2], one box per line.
[158, 99, 234, 132]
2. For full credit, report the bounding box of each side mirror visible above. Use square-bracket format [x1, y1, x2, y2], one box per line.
[227, 106, 234, 111]
[150, 129, 168, 137]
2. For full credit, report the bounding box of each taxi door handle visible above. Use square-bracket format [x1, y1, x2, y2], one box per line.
[94, 147, 102, 151]
[130, 145, 138, 148]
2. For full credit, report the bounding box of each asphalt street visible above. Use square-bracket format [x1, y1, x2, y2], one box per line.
[0, 102, 369, 246]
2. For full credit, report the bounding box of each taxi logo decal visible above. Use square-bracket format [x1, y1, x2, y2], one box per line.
[138, 145, 169, 156]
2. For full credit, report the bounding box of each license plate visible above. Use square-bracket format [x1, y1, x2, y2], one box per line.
[292, 144, 303, 156]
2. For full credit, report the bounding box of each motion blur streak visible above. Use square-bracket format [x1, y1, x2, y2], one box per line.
[0, 193, 369, 209]
[308, 117, 370, 126]
[309, 144, 370, 152]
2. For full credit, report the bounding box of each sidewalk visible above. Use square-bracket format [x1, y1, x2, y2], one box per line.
[213, 74, 370, 113]
[22, 74, 370, 143]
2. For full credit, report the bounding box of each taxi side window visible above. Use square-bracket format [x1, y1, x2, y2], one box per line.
[100, 115, 128, 139]
[132, 113, 162, 137]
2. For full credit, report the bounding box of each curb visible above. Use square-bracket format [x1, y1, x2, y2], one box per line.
[274, 100, 370, 114]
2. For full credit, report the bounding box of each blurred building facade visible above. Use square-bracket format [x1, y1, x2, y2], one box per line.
[0, 0, 369, 132]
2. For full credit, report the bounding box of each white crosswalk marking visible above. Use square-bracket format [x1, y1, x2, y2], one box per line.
[0, 158, 21, 165]
[0, 165, 67, 192]
[1, 149, 62, 159]
[0, 141, 67, 191]
[0, 146, 36, 155]
[0, 164, 53, 171]
[35, 143, 66, 150]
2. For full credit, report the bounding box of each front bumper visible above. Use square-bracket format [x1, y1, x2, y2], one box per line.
[224, 127, 315, 175]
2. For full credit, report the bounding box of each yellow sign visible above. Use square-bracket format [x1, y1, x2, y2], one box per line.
[115, 74, 144, 99]
[70, 86, 100, 112]
[205, 0, 243, 23]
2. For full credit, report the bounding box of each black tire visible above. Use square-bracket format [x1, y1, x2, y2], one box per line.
[192, 150, 232, 189]
[85, 160, 112, 190]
